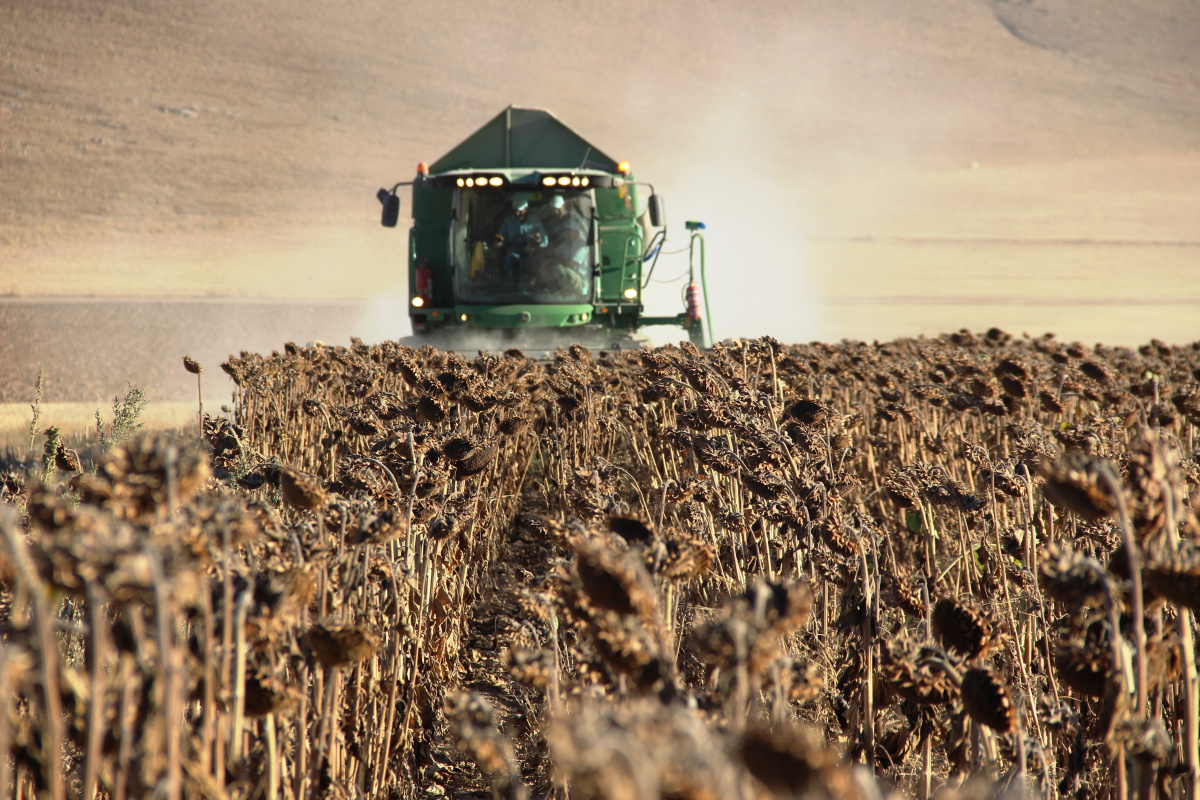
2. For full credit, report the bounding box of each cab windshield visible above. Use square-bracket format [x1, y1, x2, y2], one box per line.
[451, 189, 594, 305]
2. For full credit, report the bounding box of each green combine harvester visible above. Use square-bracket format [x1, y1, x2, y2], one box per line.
[377, 106, 711, 351]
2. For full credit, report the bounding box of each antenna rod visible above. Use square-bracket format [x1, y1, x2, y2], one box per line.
[504, 106, 511, 168]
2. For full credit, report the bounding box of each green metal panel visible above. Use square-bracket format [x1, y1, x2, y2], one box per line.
[411, 183, 453, 221]
[409, 184, 454, 310]
[460, 303, 595, 329]
[409, 223, 453, 307]
[594, 183, 636, 218]
[429, 107, 620, 174]
[594, 184, 642, 306]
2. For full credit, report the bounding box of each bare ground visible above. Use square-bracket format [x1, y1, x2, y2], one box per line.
[2, 0, 1199, 405]
[0, 297, 371, 404]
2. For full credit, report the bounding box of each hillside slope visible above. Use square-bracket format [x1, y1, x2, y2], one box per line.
[2, 0, 1198, 344]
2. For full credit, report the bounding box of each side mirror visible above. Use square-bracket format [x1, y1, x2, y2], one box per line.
[587, 210, 596, 246]
[377, 188, 400, 228]
[648, 194, 665, 227]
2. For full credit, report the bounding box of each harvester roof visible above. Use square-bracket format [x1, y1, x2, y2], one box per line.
[429, 106, 620, 175]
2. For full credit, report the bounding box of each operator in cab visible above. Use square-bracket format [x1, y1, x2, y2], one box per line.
[536, 194, 589, 296]
[495, 194, 548, 287]
[544, 195, 587, 263]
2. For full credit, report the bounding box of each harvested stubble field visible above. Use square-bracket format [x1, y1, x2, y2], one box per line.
[3, 330, 1200, 800]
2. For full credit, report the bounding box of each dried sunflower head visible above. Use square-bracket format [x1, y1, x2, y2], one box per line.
[572, 537, 659, 624]
[242, 674, 301, 718]
[415, 395, 447, 424]
[83, 433, 210, 523]
[1040, 451, 1123, 522]
[880, 638, 959, 706]
[739, 577, 813, 635]
[1039, 391, 1065, 414]
[607, 515, 656, 545]
[304, 622, 379, 669]
[657, 532, 714, 581]
[54, 441, 81, 473]
[454, 440, 498, 479]
[1112, 718, 1173, 765]
[932, 597, 1004, 661]
[736, 724, 842, 797]
[497, 416, 531, 436]
[960, 666, 1017, 734]
[884, 567, 927, 618]
[784, 398, 833, 427]
[1054, 621, 1111, 698]
[1079, 359, 1114, 385]
[353, 508, 406, 546]
[1038, 542, 1111, 609]
[279, 467, 327, 511]
[1126, 429, 1186, 539]
[1142, 542, 1200, 612]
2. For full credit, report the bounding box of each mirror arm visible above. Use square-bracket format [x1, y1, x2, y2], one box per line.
[378, 183, 408, 228]
[621, 180, 656, 194]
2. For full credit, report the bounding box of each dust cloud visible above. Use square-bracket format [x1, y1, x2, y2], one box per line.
[356, 283, 413, 345]
[644, 100, 826, 345]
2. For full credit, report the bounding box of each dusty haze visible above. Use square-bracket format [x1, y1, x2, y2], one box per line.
[2, 0, 1199, 404]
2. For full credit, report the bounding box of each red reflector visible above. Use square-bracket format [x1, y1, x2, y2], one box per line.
[686, 281, 703, 321]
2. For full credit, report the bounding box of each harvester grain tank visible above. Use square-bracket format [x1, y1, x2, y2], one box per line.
[377, 106, 710, 349]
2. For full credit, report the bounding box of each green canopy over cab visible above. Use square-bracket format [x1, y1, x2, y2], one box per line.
[430, 107, 620, 174]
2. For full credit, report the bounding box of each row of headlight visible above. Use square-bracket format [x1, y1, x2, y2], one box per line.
[456, 176, 505, 188]
[453, 175, 593, 189]
[541, 175, 590, 187]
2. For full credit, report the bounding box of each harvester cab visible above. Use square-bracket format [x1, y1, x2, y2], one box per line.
[376, 106, 710, 351]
